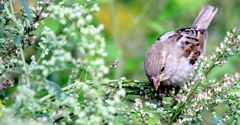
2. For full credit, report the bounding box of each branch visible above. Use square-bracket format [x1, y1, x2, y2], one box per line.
[40, 79, 151, 103]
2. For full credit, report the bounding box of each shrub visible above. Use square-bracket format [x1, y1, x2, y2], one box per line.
[0, 0, 239, 124]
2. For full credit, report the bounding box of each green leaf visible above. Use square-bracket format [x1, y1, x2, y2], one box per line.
[45, 80, 65, 99]
[13, 36, 21, 46]
[20, 0, 33, 21]
[0, 29, 3, 38]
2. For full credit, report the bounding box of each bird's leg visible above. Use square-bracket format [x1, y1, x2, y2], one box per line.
[153, 84, 163, 107]
[171, 86, 181, 107]
[157, 89, 163, 107]
[158, 86, 170, 107]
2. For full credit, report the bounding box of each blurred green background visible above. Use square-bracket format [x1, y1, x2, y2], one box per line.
[12, 0, 240, 82]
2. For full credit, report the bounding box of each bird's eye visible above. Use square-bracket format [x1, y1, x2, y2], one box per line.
[185, 41, 190, 45]
[161, 66, 165, 72]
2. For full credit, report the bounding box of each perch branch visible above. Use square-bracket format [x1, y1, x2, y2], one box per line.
[40, 79, 151, 103]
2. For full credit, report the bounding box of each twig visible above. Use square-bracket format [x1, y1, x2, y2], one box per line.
[19, 43, 30, 85]
[8, 1, 30, 85]
[40, 79, 150, 103]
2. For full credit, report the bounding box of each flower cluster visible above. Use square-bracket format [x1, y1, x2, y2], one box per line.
[29, 27, 75, 79]
[132, 99, 153, 125]
[47, 1, 109, 81]
[0, 0, 239, 125]
[0, 0, 51, 90]
[176, 28, 240, 124]
[0, 0, 130, 124]
[179, 73, 240, 123]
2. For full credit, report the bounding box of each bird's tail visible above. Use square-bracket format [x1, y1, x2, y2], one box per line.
[192, 5, 218, 30]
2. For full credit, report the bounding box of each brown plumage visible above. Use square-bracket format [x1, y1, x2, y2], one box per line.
[144, 5, 218, 92]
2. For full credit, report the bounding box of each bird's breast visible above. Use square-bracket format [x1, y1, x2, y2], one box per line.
[162, 50, 194, 86]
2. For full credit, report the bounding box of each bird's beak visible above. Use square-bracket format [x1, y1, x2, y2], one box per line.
[153, 74, 164, 91]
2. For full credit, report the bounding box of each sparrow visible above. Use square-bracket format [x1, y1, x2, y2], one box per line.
[144, 5, 218, 92]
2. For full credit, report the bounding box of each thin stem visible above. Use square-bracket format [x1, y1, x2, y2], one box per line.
[19, 43, 30, 85]
[9, 0, 14, 14]
[9, 1, 30, 85]
[37, 49, 45, 63]
[169, 81, 201, 124]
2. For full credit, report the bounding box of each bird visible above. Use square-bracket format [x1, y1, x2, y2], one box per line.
[144, 5, 218, 93]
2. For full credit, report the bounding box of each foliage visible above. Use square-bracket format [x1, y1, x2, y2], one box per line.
[0, 0, 239, 125]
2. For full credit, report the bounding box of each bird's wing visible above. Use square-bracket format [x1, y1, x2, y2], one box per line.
[157, 31, 180, 42]
[174, 27, 205, 64]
